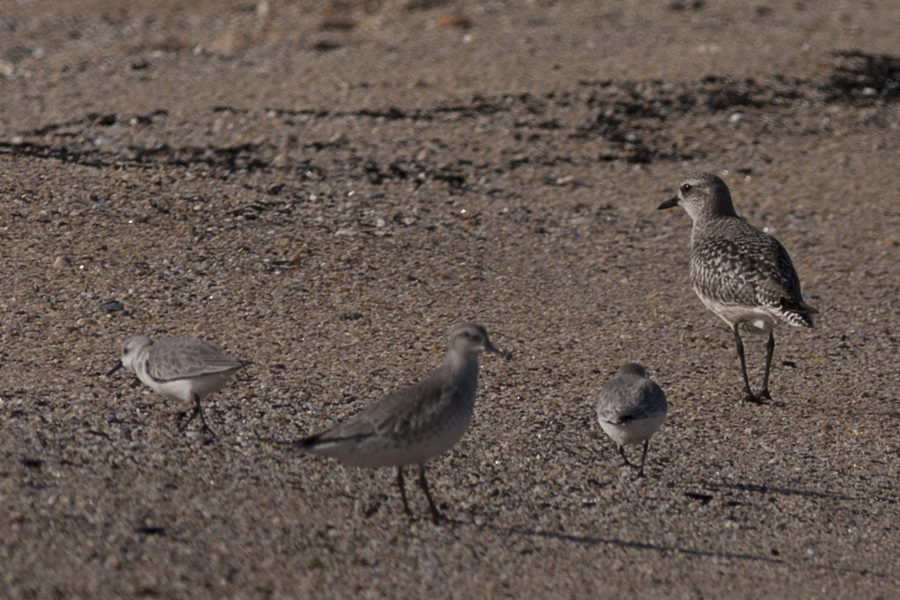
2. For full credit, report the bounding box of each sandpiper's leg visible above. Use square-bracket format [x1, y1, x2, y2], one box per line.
[417, 463, 442, 523]
[618, 445, 635, 468]
[758, 331, 775, 401]
[395, 466, 412, 515]
[636, 440, 650, 478]
[732, 326, 760, 403]
[195, 395, 216, 436]
[178, 394, 201, 430]
[179, 393, 216, 436]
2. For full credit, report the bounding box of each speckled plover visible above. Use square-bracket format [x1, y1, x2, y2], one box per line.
[659, 171, 817, 403]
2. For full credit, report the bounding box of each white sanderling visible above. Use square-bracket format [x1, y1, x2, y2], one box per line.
[659, 171, 817, 402]
[596, 362, 668, 477]
[299, 323, 500, 523]
[108, 336, 250, 435]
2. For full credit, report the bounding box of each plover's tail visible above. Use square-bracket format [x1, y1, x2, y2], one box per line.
[780, 297, 817, 328]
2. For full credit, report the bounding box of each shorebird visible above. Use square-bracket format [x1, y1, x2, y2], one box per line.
[596, 363, 668, 477]
[658, 171, 817, 402]
[299, 323, 500, 523]
[108, 336, 249, 435]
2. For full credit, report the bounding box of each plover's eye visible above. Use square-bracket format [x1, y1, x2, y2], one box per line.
[681, 183, 692, 193]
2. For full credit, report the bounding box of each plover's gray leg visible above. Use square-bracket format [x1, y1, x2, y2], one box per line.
[396, 466, 411, 515]
[759, 331, 776, 400]
[732, 327, 762, 404]
[417, 463, 442, 523]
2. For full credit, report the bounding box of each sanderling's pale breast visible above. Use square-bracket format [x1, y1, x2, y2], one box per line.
[659, 171, 817, 403]
[596, 362, 667, 477]
[299, 323, 500, 523]
[108, 336, 249, 436]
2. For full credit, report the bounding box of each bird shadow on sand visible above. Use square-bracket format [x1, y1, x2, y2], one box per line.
[701, 481, 866, 502]
[475, 522, 785, 565]
[466, 521, 890, 579]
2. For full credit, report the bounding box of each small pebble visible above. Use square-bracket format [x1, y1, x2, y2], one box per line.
[100, 300, 125, 312]
[435, 14, 472, 29]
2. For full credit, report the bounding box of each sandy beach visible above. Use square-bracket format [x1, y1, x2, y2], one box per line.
[1, 1, 899, 597]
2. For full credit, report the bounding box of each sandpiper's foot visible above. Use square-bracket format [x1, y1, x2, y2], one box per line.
[617, 445, 637, 469]
[176, 410, 194, 430]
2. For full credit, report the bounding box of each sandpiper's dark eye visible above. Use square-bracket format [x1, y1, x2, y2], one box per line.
[681, 183, 692, 193]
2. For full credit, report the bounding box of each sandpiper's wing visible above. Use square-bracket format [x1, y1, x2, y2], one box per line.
[146, 338, 248, 382]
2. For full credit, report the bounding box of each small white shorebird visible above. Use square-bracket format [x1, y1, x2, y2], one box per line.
[107, 336, 250, 436]
[299, 323, 500, 523]
[596, 363, 668, 477]
[659, 171, 817, 403]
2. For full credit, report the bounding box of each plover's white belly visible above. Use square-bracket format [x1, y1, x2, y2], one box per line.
[696, 295, 782, 334]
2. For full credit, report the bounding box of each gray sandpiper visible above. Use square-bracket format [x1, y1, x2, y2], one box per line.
[299, 323, 500, 523]
[596, 362, 668, 477]
[108, 336, 250, 435]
